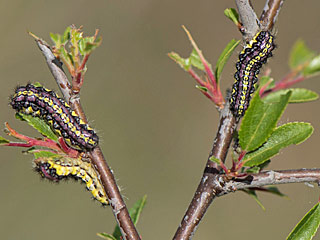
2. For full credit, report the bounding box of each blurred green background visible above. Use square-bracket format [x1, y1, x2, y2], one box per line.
[0, 0, 319, 239]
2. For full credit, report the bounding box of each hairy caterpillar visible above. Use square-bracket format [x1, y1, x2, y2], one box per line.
[34, 157, 108, 205]
[230, 31, 275, 118]
[10, 84, 98, 150]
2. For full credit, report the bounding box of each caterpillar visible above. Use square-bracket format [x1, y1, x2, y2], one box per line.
[10, 84, 98, 150]
[34, 156, 108, 205]
[230, 31, 275, 118]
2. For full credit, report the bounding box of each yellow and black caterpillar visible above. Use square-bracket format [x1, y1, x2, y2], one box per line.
[10, 84, 98, 150]
[230, 31, 275, 118]
[34, 156, 108, 205]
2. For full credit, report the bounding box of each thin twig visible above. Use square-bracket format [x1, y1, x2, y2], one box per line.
[34, 38, 141, 240]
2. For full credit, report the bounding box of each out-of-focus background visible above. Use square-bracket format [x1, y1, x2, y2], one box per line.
[0, 0, 319, 239]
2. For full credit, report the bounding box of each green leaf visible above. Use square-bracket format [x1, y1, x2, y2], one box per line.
[224, 8, 240, 25]
[33, 151, 62, 159]
[265, 187, 286, 197]
[62, 26, 71, 44]
[50, 33, 61, 47]
[243, 122, 313, 167]
[0, 136, 10, 144]
[242, 189, 265, 210]
[245, 160, 271, 173]
[215, 39, 240, 82]
[289, 40, 315, 69]
[209, 156, 221, 164]
[168, 52, 191, 71]
[112, 195, 147, 239]
[195, 85, 208, 92]
[190, 49, 212, 71]
[287, 202, 320, 240]
[259, 76, 275, 90]
[97, 233, 117, 240]
[79, 36, 102, 55]
[16, 113, 58, 141]
[303, 55, 320, 76]
[239, 91, 291, 152]
[264, 88, 319, 104]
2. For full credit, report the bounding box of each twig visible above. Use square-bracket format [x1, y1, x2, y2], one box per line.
[34, 38, 140, 240]
[219, 168, 320, 196]
[173, 0, 284, 239]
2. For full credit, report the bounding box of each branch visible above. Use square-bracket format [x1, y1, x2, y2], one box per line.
[219, 169, 320, 196]
[173, 1, 285, 239]
[34, 38, 140, 240]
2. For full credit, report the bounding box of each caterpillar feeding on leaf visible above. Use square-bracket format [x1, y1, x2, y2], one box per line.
[34, 156, 108, 205]
[10, 84, 99, 150]
[230, 31, 275, 118]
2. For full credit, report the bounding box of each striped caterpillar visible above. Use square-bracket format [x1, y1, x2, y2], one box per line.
[10, 84, 98, 150]
[34, 156, 108, 205]
[230, 31, 275, 118]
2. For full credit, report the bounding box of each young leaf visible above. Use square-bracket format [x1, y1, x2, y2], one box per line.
[168, 52, 191, 71]
[16, 113, 58, 141]
[0, 136, 10, 144]
[265, 187, 287, 198]
[303, 55, 320, 76]
[263, 88, 319, 104]
[287, 202, 320, 240]
[289, 40, 315, 69]
[242, 189, 265, 210]
[33, 151, 62, 159]
[259, 76, 275, 90]
[190, 49, 212, 71]
[209, 156, 221, 164]
[243, 122, 313, 167]
[111, 195, 147, 240]
[215, 39, 240, 82]
[239, 91, 291, 152]
[224, 8, 240, 26]
[97, 233, 117, 240]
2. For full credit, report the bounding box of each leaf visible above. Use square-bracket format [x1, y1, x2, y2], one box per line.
[289, 40, 315, 69]
[224, 8, 240, 25]
[243, 122, 313, 167]
[112, 195, 147, 240]
[264, 88, 319, 104]
[259, 76, 275, 90]
[0, 136, 10, 144]
[303, 55, 320, 76]
[287, 202, 320, 240]
[265, 187, 286, 198]
[195, 85, 208, 92]
[242, 189, 265, 210]
[49, 33, 61, 47]
[209, 156, 221, 164]
[168, 52, 191, 71]
[79, 36, 102, 55]
[33, 151, 62, 159]
[97, 233, 117, 240]
[190, 49, 212, 71]
[62, 26, 71, 44]
[16, 113, 58, 141]
[215, 39, 240, 82]
[239, 91, 291, 152]
[245, 160, 271, 173]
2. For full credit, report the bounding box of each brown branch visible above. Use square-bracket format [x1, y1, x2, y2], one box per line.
[173, 1, 285, 239]
[260, 0, 285, 31]
[34, 38, 140, 240]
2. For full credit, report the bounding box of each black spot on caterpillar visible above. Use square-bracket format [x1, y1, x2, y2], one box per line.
[10, 84, 99, 150]
[34, 157, 108, 205]
[230, 31, 275, 118]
